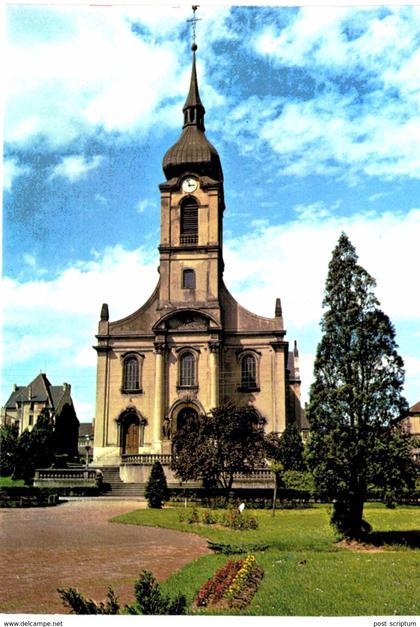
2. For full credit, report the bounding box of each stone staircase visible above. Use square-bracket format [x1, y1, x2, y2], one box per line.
[96, 466, 146, 498]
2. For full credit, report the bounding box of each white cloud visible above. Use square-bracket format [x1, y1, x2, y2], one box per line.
[73, 401, 95, 424]
[4, 333, 73, 365]
[22, 254, 36, 267]
[49, 155, 104, 182]
[94, 193, 108, 205]
[3, 158, 31, 191]
[224, 207, 420, 328]
[297, 352, 316, 407]
[369, 192, 389, 202]
[136, 199, 155, 214]
[404, 356, 420, 378]
[5, 5, 231, 147]
[2, 244, 159, 416]
[247, 7, 420, 180]
[293, 201, 338, 220]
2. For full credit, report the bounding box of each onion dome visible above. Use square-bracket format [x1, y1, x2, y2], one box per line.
[162, 45, 223, 182]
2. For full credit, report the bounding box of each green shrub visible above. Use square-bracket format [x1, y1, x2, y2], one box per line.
[201, 509, 217, 524]
[144, 461, 169, 509]
[207, 541, 269, 554]
[58, 571, 186, 615]
[282, 470, 315, 492]
[218, 509, 259, 530]
[127, 570, 186, 615]
[178, 507, 200, 524]
[58, 587, 120, 614]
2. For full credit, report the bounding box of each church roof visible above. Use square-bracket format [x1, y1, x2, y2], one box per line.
[410, 401, 420, 413]
[162, 46, 223, 182]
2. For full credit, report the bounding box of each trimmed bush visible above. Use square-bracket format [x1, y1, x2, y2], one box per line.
[144, 461, 169, 509]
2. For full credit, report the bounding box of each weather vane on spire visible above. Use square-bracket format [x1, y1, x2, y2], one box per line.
[187, 5, 201, 49]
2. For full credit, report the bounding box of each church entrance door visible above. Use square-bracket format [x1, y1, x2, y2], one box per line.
[122, 415, 139, 455]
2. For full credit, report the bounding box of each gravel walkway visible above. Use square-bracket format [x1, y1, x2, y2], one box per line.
[0, 500, 210, 614]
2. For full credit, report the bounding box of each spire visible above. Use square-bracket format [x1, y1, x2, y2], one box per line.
[275, 297, 282, 318]
[161, 6, 222, 182]
[183, 45, 205, 131]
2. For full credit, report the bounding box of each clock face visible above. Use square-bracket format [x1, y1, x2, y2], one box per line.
[181, 177, 198, 193]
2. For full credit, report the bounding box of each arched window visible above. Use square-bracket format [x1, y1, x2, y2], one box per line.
[123, 356, 140, 392]
[180, 198, 198, 244]
[241, 354, 257, 390]
[182, 269, 196, 289]
[179, 352, 196, 387]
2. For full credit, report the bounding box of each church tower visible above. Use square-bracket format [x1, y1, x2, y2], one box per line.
[158, 42, 224, 320]
[93, 37, 302, 469]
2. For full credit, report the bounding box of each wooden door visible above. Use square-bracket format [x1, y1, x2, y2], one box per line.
[123, 419, 139, 455]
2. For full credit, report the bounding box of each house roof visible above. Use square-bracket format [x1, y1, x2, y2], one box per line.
[78, 423, 93, 438]
[4, 373, 70, 412]
[410, 401, 420, 413]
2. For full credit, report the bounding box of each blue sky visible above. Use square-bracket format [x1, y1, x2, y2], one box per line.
[3, 3, 420, 422]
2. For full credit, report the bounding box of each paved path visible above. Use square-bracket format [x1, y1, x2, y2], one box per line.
[0, 500, 210, 614]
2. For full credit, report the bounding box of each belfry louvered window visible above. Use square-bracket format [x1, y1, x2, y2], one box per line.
[123, 356, 140, 391]
[241, 354, 257, 389]
[180, 199, 198, 244]
[180, 352, 195, 387]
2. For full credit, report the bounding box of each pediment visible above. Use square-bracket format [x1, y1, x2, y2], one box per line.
[154, 310, 216, 332]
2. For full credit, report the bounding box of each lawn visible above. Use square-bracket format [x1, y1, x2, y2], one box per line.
[112, 504, 420, 616]
[0, 476, 25, 487]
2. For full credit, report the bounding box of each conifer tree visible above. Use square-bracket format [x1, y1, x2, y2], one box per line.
[144, 461, 169, 508]
[265, 422, 305, 470]
[279, 421, 305, 471]
[306, 233, 415, 538]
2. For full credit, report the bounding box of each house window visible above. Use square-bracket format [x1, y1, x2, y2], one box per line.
[29, 414, 34, 426]
[180, 199, 198, 244]
[179, 352, 196, 387]
[123, 356, 140, 392]
[241, 354, 257, 390]
[182, 269, 196, 289]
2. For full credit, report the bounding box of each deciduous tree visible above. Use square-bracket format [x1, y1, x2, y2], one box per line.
[13, 409, 55, 483]
[0, 424, 19, 476]
[171, 402, 266, 493]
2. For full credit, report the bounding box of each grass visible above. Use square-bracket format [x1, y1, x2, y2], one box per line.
[112, 504, 420, 616]
[0, 476, 25, 487]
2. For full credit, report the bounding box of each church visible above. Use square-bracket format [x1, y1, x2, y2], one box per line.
[93, 40, 303, 477]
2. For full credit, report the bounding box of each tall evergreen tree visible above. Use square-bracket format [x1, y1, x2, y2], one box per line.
[279, 422, 305, 471]
[306, 233, 415, 538]
[144, 461, 169, 508]
[265, 422, 305, 471]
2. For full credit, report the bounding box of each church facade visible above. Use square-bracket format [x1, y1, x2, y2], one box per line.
[93, 45, 303, 468]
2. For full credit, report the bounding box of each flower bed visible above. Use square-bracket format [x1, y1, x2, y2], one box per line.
[194, 555, 264, 610]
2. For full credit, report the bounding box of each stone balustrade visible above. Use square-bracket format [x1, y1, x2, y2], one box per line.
[121, 453, 173, 465]
[34, 468, 102, 489]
